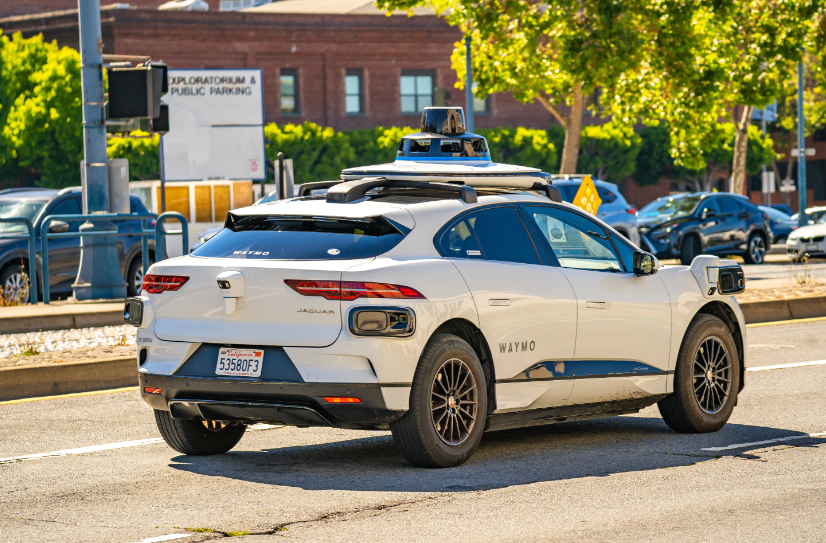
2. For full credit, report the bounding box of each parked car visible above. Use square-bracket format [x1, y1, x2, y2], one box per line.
[759, 205, 797, 244]
[550, 177, 640, 246]
[189, 226, 222, 252]
[0, 187, 156, 303]
[770, 203, 794, 216]
[791, 206, 826, 226]
[638, 192, 772, 265]
[787, 214, 826, 261]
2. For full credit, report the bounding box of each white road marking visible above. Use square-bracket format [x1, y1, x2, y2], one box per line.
[748, 344, 795, 349]
[133, 535, 192, 543]
[0, 424, 281, 465]
[702, 432, 826, 451]
[746, 360, 826, 372]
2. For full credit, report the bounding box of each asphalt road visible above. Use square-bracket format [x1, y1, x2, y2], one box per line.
[1, 320, 825, 543]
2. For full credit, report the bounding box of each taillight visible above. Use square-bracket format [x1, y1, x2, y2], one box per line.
[150, 219, 157, 227]
[626, 208, 637, 215]
[142, 274, 189, 294]
[324, 397, 361, 403]
[285, 280, 425, 300]
[144, 387, 162, 395]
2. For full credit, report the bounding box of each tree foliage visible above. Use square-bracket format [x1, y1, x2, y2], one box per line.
[577, 122, 642, 182]
[0, 32, 83, 189]
[107, 132, 160, 181]
[477, 127, 558, 173]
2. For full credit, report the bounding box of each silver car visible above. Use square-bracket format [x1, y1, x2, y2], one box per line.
[550, 177, 641, 246]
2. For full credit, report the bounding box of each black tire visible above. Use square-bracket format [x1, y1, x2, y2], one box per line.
[390, 334, 488, 468]
[679, 234, 699, 265]
[154, 409, 246, 455]
[126, 257, 144, 296]
[743, 232, 767, 264]
[0, 262, 31, 304]
[774, 235, 787, 245]
[658, 314, 740, 433]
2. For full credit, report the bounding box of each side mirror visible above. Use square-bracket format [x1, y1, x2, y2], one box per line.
[633, 251, 659, 276]
[702, 208, 716, 220]
[49, 220, 69, 233]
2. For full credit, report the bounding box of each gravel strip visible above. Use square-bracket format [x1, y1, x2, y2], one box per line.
[1, 325, 136, 359]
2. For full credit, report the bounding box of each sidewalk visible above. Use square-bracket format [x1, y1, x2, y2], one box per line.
[0, 300, 125, 335]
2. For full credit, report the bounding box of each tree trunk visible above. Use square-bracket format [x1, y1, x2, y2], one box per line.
[730, 105, 754, 195]
[535, 83, 584, 175]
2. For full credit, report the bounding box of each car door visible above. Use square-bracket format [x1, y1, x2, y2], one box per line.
[43, 196, 82, 293]
[437, 205, 578, 412]
[520, 204, 672, 405]
[716, 196, 747, 251]
[696, 198, 726, 251]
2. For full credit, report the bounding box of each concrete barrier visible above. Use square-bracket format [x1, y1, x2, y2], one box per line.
[0, 303, 124, 334]
[0, 356, 137, 401]
[740, 295, 826, 324]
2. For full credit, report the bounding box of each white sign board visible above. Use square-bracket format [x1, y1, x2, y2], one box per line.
[161, 69, 265, 181]
[791, 148, 816, 157]
[761, 171, 776, 193]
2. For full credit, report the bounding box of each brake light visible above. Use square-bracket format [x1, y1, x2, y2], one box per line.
[150, 219, 157, 227]
[144, 387, 162, 395]
[324, 397, 361, 403]
[142, 274, 189, 294]
[626, 208, 637, 215]
[285, 280, 425, 300]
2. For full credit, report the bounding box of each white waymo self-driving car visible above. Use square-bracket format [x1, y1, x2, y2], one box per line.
[125, 108, 747, 468]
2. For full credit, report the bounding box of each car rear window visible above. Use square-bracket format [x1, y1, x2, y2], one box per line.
[191, 214, 408, 260]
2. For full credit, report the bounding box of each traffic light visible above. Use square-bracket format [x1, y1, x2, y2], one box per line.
[107, 61, 168, 119]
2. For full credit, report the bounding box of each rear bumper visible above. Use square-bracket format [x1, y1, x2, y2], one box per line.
[139, 373, 406, 430]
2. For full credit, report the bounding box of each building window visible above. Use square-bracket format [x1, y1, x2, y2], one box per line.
[472, 82, 489, 114]
[400, 71, 434, 114]
[345, 69, 363, 115]
[280, 69, 298, 114]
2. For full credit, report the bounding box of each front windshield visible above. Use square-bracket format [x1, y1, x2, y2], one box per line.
[639, 195, 700, 219]
[0, 200, 47, 233]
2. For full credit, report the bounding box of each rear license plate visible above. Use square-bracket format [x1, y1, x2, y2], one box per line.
[807, 243, 818, 251]
[216, 348, 263, 377]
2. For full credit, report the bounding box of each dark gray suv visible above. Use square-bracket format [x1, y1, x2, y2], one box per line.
[0, 187, 156, 303]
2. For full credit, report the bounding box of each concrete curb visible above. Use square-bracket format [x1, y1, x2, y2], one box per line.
[740, 295, 826, 324]
[0, 307, 124, 335]
[0, 356, 137, 401]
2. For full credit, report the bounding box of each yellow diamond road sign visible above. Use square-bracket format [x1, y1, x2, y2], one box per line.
[572, 175, 602, 215]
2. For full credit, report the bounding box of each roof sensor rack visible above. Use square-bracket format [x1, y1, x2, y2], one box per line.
[325, 177, 477, 204]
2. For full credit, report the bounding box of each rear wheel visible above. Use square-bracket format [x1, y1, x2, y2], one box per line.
[127, 257, 144, 296]
[743, 233, 766, 264]
[658, 314, 740, 433]
[679, 235, 699, 265]
[154, 409, 246, 455]
[390, 334, 487, 468]
[1, 263, 30, 305]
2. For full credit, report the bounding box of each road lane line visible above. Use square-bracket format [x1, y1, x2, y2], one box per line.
[0, 386, 139, 406]
[0, 424, 281, 465]
[746, 316, 826, 328]
[746, 360, 826, 372]
[701, 432, 826, 451]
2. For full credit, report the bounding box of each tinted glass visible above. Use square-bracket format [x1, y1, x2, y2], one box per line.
[192, 215, 406, 260]
[611, 232, 636, 273]
[717, 197, 740, 214]
[640, 194, 701, 219]
[0, 200, 47, 233]
[760, 206, 792, 221]
[524, 206, 622, 272]
[49, 198, 82, 231]
[438, 218, 483, 259]
[698, 198, 720, 216]
[596, 185, 617, 204]
[441, 206, 540, 265]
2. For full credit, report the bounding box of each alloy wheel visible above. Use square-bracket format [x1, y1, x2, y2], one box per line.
[133, 265, 144, 292]
[692, 336, 731, 415]
[4, 271, 29, 304]
[749, 236, 766, 264]
[430, 357, 478, 446]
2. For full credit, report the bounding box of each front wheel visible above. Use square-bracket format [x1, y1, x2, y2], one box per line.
[390, 334, 487, 468]
[154, 409, 246, 455]
[743, 233, 766, 264]
[658, 314, 740, 433]
[679, 235, 699, 265]
[1, 263, 31, 305]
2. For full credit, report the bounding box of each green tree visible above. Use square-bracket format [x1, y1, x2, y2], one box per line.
[477, 127, 558, 173]
[107, 132, 160, 180]
[0, 32, 83, 189]
[378, 0, 662, 175]
[577, 122, 641, 182]
[264, 122, 355, 183]
[635, 124, 673, 187]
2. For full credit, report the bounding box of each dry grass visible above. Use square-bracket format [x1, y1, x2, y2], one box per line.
[8, 336, 42, 357]
[112, 332, 129, 347]
[787, 264, 823, 286]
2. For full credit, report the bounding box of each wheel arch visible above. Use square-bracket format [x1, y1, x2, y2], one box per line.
[694, 301, 745, 392]
[429, 318, 497, 415]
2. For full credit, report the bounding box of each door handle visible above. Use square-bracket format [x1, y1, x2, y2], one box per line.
[585, 301, 606, 309]
[489, 299, 510, 306]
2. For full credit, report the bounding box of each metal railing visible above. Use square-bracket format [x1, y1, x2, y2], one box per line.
[0, 218, 39, 305]
[40, 212, 188, 304]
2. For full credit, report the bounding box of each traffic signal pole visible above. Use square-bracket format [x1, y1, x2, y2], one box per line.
[465, 36, 474, 134]
[73, 0, 127, 300]
[796, 59, 808, 227]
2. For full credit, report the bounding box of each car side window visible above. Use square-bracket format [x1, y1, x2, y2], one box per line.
[523, 206, 623, 272]
[596, 185, 617, 204]
[698, 198, 720, 217]
[717, 197, 740, 214]
[438, 206, 541, 265]
[48, 198, 82, 231]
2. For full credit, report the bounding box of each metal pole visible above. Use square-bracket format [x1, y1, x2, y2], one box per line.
[159, 135, 167, 213]
[761, 113, 768, 206]
[465, 36, 474, 134]
[797, 60, 808, 227]
[278, 152, 285, 200]
[73, 0, 127, 300]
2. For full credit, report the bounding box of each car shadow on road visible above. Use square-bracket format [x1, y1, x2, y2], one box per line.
[167, 412, 824, 493]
